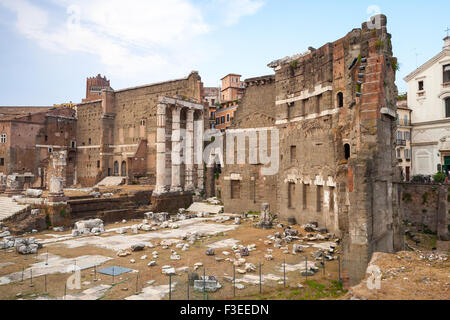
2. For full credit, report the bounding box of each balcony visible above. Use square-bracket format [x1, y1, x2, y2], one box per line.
[396, 139, 406, 146]
[397, 119, 411, 127]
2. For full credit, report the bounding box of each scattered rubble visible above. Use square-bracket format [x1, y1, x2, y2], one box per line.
[194, 276, 222, 292]
[72, 219, 105, 236]
[15, 238, 43, 255]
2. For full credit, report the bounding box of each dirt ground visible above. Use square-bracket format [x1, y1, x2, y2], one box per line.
[0, 217, 346, 300]
[2, 214, 448, 300]
[344, 250, 449, 300]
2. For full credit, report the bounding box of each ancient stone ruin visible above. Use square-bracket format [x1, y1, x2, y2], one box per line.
[218, 14, 404, 285]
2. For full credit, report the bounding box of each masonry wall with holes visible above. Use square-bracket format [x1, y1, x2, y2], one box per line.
[74, 72, 204, 187]
[219, 15, 403, 286]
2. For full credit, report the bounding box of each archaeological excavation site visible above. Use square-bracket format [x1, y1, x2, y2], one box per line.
[0, 14, 448, 302]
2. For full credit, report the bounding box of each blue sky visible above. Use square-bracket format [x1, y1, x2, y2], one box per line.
[0, 0, 449, 106]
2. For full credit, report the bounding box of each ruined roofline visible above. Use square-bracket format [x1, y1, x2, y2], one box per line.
[0, 106, 51, 110]
[113, 71, 200, 94]
[267, 49, 313, 69]
[267, 15, 388, 70]
[220, 73, 242, 80]
[75, 99, 103, 106]
[244, 74, 275, 85]
[0, 107, 70, 122]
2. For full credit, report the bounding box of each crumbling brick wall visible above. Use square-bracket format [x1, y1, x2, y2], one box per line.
[219, 75, 278, 213]
[399, 183, 449, 240]
[219, 15, 403, 285]
[0, 107, 76, 188]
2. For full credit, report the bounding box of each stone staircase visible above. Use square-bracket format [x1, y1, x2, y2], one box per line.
[95, 176, 126, 187]
[0, 197, 30, 222]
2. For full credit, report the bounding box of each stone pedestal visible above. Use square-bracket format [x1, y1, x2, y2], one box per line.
[48, 177, 67, 202]
[5, 175, 25, 197]
[258, 203, 273, 229]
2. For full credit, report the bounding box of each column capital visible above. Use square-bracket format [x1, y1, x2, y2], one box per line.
[172, 104, 182, 113]
[157, 103, 167, 114]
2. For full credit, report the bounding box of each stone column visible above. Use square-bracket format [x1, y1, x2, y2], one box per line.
[170, 105, 183, 192]
[195, 111, 205, 191]
[206, 150, 216, 198]
[185, 109, 195, 191]
[154, 103, 167, 195]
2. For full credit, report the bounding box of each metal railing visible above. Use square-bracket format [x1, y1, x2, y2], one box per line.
[396, 119, 411, 126]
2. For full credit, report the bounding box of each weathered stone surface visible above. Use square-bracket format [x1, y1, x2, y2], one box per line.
[15, 238, 41, 255]
[193, 278, 221, 292]
[131, 243, 146, 252]
[25, 189, 43, 198]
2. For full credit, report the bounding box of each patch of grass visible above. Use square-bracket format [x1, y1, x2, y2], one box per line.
[45, 214, 51, 229]
[432, 172, 446, 183]
[375, 40, 384, 50]
[398, 93, 407, 101]
[422, 225, 437, 236]
[402, 193, 412, 202]
[391, 58, 399, 72]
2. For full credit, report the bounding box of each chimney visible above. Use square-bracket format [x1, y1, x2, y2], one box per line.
[444, 36, 450, 50]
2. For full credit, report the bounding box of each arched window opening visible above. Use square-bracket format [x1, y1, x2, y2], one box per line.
[344, 144, 351, 160]
[121, 161, 127, 177]
[337, 92, 344, 108]
[114, 161, 119, 176]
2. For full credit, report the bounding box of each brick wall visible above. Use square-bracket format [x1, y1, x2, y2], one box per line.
[75, 72, 203, 187]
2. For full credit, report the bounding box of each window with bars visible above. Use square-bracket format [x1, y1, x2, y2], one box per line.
[0, 134, 6, 144]
[231, 180, 241, 199]
[418, 80, 424, 91]
[405, 149, 411, 160]
[444, 64, 450, 83]
[446, 98, 450, 118]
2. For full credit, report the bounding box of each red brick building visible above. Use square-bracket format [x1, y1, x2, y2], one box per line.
[0, 107, 77, 188]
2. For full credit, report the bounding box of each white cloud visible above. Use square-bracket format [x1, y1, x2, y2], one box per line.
[0, 0, 264, 84]
[215, 0, 265, 26]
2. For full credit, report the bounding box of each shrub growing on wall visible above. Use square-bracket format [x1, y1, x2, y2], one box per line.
[432, 172, 446, 183]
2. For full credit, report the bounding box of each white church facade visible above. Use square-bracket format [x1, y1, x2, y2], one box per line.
[404, 36, 450, 176]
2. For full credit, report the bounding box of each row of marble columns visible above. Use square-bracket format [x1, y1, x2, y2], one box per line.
[154, 102, 204, 195]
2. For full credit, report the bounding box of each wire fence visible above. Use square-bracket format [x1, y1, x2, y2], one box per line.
[1, 244, 344, 300]
[165, 252, 343, 300]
